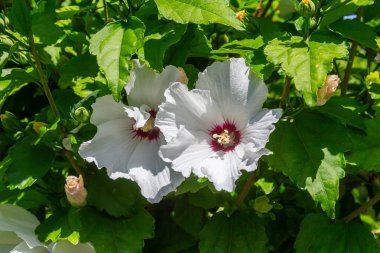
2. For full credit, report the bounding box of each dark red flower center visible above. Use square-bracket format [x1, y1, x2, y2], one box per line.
[131, 110, 160, 141]
[209, 121, 241, 152]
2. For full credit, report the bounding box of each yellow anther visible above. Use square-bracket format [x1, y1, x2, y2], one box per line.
[213, 129, 233, 145]
[140, 117, 155, 132]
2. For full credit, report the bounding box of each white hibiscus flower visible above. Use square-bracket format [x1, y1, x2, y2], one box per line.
[79, 60, 186, 203]
[0, 204, 94, 253]
[156, 58, 282, 192]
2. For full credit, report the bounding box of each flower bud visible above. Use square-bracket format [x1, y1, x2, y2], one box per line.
[298, 0, 315, 18]
[316, 75, 340, 106]
[74, 107, 90, 123]
[235, 10, 248, 22]
[32, 121, 47, 134]
[176, 67, 189, 85]
[0, 111, 22, 133]
[65, 175, 88, 207]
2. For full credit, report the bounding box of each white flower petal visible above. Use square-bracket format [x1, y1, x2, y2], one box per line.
[125, 105, 151, 128]
[243, 109, 282, 150]
[243, 148, 272, 170]
[50, 241, 95, 253]
[113, 140, 184, 203]
[0, 204, 43, 249]
[89, 95, 127, 125]
[79, 118, 140, 174]
[0, 231, 22, 253]
[126, 60, 180, 108]
[196, 58, 268, 126]
[156, 83, 222, 142]
[159, 127, 214, 178]
[200, 152, 242, 192]
[10, 242, 48, 253]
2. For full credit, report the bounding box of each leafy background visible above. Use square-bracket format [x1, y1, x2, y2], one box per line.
[1, 0, 380, 252]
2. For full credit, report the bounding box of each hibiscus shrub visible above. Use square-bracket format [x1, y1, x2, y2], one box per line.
[1, 0, 380, 252]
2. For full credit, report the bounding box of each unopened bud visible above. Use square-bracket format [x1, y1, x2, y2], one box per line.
[176, 67, 189, 85]
[65, 175, 87, 207]
[235, 10, 248, 22]
[316, 75, 340, 106]
[74, 107, 89, 123]
[0, 111, 22, 133]
[298, 0, 315, 18]
[32, 121, 47, 134]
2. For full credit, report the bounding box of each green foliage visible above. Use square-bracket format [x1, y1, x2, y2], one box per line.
[199, 212, 268, 253]
[89, 19, 145, 101]
[267, 110, 349, 217]
[79, 208, 154, 253]
[295, 214, 380, 252]
[154, 0, 243, 30]
[1, 0, 380, 251]
[265, 37, 348, 106]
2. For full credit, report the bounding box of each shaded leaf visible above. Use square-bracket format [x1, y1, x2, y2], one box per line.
[8, 0, 31, 36]
[85, 168, 146, 217]
[330, 20, 378, 50]
[154, 0, 243, 30]
[79, 208, 154, 253]
[267, 110, 349, 217]
[295, 214, 380, 253]
[199, 212, 267, 253]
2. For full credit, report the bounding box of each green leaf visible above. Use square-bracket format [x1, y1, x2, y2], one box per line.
[89, 18, 145, 101]
[352, 0, 374, 6]
[0, 43, 18, 71]
[85, 168, 146, 217]
[347, 119, 380, 172]
[6, 140, 55, 188]
[0, 68, 39, 111]
[264, 37, 348, 106]
[173, 198, 205, 236]
[32, 13, 65, 45]
[267, 110, 349, 217]
[154, 0, 243, 30]
[295, 214, 380, 253]
[199, 212, 267, 253]
[36, 208, 81, 244]
[319, 2, 358, 28]
[139, 21, 187, 70]
[165, 25, 212, 66]
[329, 20, 378, 50]
[8, 0, 31, 36]
[79, 208, 154, 253]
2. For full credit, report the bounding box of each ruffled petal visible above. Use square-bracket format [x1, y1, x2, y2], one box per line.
[243, 148, 272, 171]
[49, 241, 95, 253]
[159, 127, 214, 178]
[10, 242, 48, 253]
[243, 109, 282, 151]
[199, 152, 242, 192]
[156, 82, 222, 142]
[125, 105, 151, 128]
[0, 231, 22, 252]
[196, 58, 268, 127]
[89, 95, 128, 125]
[112, 140, 184, 203]
[79, 118, 140, 175]
[0, 204, 43, 249]
[126, 60, 180, 108]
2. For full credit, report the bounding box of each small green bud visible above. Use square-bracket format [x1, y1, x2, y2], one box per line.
[298, 0, 316, 18]
[0, 111, 22, 133]
[74, 107, 90, 123]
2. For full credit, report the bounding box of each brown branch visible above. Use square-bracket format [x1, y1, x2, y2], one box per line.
[235, 171, 257, 208]
[343, 192, 380, 222]
[259, 0, 274, 17]
[279, 76, 291, 108]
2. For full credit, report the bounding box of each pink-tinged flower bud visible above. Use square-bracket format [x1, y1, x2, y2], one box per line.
[316, 75, 340, 106]
[176, 67, 189, 84]
[65, 175, 87, 207]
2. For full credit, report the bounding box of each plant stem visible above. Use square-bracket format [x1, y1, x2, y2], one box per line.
[102, 0, 109, 22]
[235, 171, 257, 208]
[28, 33, 60, 118]
[28, 32, 83, 176]
[340, 7, 363, 96]
[279, 76, 291, 108]
[259, 0, 274, 17]
[343, 192, 380, 222]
